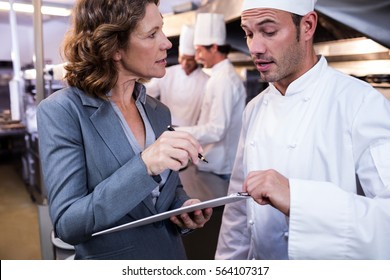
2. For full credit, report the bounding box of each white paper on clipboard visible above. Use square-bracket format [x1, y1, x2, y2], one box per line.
[92, 192, 250, 236]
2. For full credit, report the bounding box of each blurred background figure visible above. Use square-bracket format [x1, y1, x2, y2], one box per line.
[146, 24, 209, 126]
[176, 13, 246, 181]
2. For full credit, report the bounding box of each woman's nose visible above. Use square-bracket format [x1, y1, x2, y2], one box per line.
[163, 35, 173, 50]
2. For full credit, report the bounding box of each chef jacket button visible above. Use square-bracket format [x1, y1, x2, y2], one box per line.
[284, 231, 289, 238]
[263, 100, 268, 105]
[250, 141, 255, 146]
[303, 97, 311, 102]
[249, 220, 254, 225]
[288, 143, 297, 149]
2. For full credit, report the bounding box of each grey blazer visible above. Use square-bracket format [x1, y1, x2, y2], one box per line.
[37, 86, 189, 259]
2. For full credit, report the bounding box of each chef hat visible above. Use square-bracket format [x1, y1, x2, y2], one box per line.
[179, 25, 195, 56]
[194, 13, 226, 46]
[241, 0, 317, 16]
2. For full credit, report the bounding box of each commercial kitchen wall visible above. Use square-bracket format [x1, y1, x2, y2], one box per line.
[0, 19, 69, 67]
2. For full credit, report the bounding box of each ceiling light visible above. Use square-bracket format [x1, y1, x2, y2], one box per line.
[0, 1, 71, 17]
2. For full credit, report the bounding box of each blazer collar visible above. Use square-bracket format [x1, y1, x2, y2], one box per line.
[76, 87, 104, 108]
[75, 84, 163, 162]
[76, 86, 163, 215]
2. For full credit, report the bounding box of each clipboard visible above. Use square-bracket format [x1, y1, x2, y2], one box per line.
[92, 192, 250, 236]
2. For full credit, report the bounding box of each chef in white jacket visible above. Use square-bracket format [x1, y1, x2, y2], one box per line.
[216, 0, 390, 259]
[176, 13, 246, 180]
[146, 25, 209, 126]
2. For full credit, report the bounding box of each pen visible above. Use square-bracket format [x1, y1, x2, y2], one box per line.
[167, 125, 208, 163]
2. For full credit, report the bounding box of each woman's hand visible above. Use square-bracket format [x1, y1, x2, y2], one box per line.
[141, 130, 203, 175]
[169, 199, 213, 230]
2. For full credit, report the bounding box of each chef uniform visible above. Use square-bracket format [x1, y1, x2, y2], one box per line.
[216, 0, 390, 260]
[177, 13, 246, 177]
[146, 25, 209, 126]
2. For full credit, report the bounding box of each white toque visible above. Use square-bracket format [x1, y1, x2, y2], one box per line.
[241, 0, 317, 16]
[194, 13, 226, 46]
[179, 24, 195, 56]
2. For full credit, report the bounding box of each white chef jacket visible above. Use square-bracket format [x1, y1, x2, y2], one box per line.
[145, 64, 209, 126]
[215, 56, 390, 260]
[177, 59, 246, 175]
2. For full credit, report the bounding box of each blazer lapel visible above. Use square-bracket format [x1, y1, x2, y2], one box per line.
[81, 92, 164, 216]
[155, 171, 179, 212]
[141, 97, 166, 214]
[142, 194, 157, 215]
[143, 96, 167, 139]
[143, 96, 178, 213]
[88, 100, 134, 166]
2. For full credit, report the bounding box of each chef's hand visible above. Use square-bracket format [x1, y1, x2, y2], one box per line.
[170, 199, 213, 230]
[141, 130, 203, 175]
[243, 169, 290, 216]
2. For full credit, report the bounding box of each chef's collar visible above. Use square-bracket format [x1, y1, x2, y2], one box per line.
[271, 55, 327, 96]
[210, 58, 230, 73]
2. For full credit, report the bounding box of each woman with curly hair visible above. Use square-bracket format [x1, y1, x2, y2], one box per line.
[37, 0, 211, 260]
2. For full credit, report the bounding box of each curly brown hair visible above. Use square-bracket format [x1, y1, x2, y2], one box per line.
[62, 0, 159, 99]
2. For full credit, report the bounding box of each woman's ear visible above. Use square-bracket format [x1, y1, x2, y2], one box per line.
[113, 50, 121, 62]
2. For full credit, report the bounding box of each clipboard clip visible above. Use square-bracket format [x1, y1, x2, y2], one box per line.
[237, 192, 250, 196]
